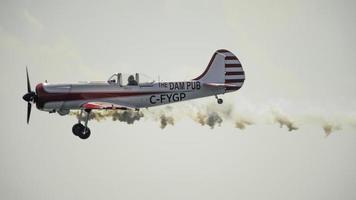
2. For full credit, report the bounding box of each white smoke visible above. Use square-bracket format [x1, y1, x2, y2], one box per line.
[271, 110, 298, 131]
[71, 110, 144, 124]
[111, 110, 144, 124]
[159, 114, 175, 129]
[235, 117, 254, 130]
[322, 123, 341, 137]
[70, 102, 356, 136]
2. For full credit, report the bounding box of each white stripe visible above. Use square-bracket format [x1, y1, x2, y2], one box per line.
[222, 52, 236, 57]
[225, 67, 243, 72]
[225, 75, 245, 79]
[225, 60, 240, 64]
[225, 82, 244, 87]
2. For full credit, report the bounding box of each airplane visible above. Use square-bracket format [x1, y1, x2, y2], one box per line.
[22, 49, 245, 139]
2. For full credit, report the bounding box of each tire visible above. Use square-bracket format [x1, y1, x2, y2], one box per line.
[78, 128, 91, 140]
[72, 123, 84, 136]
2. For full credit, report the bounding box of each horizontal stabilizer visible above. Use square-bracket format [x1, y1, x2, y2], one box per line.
[204, 82, 243, 91]
[204, 83, 238, 88]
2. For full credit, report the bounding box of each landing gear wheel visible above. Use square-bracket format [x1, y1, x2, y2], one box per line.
[72, 109, 92, 140]
[72, 123, 84, 136]
[78, 128, 91, 140]
[217, 98, 223, 104]
[72, 123, 91, 139]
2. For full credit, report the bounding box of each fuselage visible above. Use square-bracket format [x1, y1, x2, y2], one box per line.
[35, 80, 236, 113]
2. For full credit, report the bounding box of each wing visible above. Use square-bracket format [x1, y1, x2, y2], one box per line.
[81, 101, 134, 110]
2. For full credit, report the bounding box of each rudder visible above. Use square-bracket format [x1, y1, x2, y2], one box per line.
[193, 49, 245, 91]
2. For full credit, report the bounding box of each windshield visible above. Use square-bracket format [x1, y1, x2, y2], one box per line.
[138, 73, 155, 84]
[107, 74, 118, 84]
[107, 73, 156, 86]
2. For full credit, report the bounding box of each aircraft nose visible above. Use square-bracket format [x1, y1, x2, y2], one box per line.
[23, 93, 32, 102]
[22, 92, 37, 103]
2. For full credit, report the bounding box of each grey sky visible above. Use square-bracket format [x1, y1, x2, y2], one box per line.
[1, 0, 356, 199]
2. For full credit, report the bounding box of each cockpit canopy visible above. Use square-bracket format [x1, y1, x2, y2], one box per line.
[107, 73, 155, 86]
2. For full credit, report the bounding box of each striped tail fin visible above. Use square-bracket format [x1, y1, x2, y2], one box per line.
[193, 49, 245, 92]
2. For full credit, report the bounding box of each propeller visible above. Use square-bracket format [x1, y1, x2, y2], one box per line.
[22, 67, 37, 124]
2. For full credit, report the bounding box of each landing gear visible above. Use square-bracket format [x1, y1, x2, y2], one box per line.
[72, 123, 84, 136]
[72, 109, 91, 139]
[215, 95, 223, 104]
[72, 123, 91, 139]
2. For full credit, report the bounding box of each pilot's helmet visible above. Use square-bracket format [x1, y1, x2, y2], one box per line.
[128, 75, 135, 81]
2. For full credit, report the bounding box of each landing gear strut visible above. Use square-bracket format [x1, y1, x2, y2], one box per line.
[72, 109, 91, 139]
[215, 95, 223, 104]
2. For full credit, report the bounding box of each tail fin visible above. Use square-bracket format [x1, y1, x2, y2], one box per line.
[193, 49, 245, 91]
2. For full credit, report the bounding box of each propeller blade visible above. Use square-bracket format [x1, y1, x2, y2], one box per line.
[26, 67, 31, 92]
[27, 102, 32, 124]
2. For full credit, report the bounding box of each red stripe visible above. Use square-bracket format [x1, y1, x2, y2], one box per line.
[225, 56, 238, 60]
[216, 49, 229, 53]
[35, 83, 168, 109]
[83, 103, 129, 110]
[225, 79, 244, 83]
[225, 86, 241, 91]
[225, 64, 242, 68]
[225, 71, 244, 76]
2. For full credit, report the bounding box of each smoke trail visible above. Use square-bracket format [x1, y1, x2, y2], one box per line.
[70, 111, 106, 122]
[159, 114, 174, 129]
[111, 110, 144, 124]
[192, 108, 224, 129]
[69, 102, 356, 136]
[206, 112, 223, 129]
[143, 106, 176, 129]
[272, 111, 298, 131]
[193, 111, 223, 129]
[322, 123, 341, 137]
[70, 110, 144, 124]
[195, 112, 207, 126]
[235, 118, 253, 130]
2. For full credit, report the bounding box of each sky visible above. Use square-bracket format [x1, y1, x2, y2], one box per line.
[0, 0, 356, 199]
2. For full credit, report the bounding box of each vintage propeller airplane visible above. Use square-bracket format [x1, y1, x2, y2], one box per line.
[22, 49, 245, 139]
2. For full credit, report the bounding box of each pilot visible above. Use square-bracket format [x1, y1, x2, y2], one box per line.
[127, 75, 138, 86]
